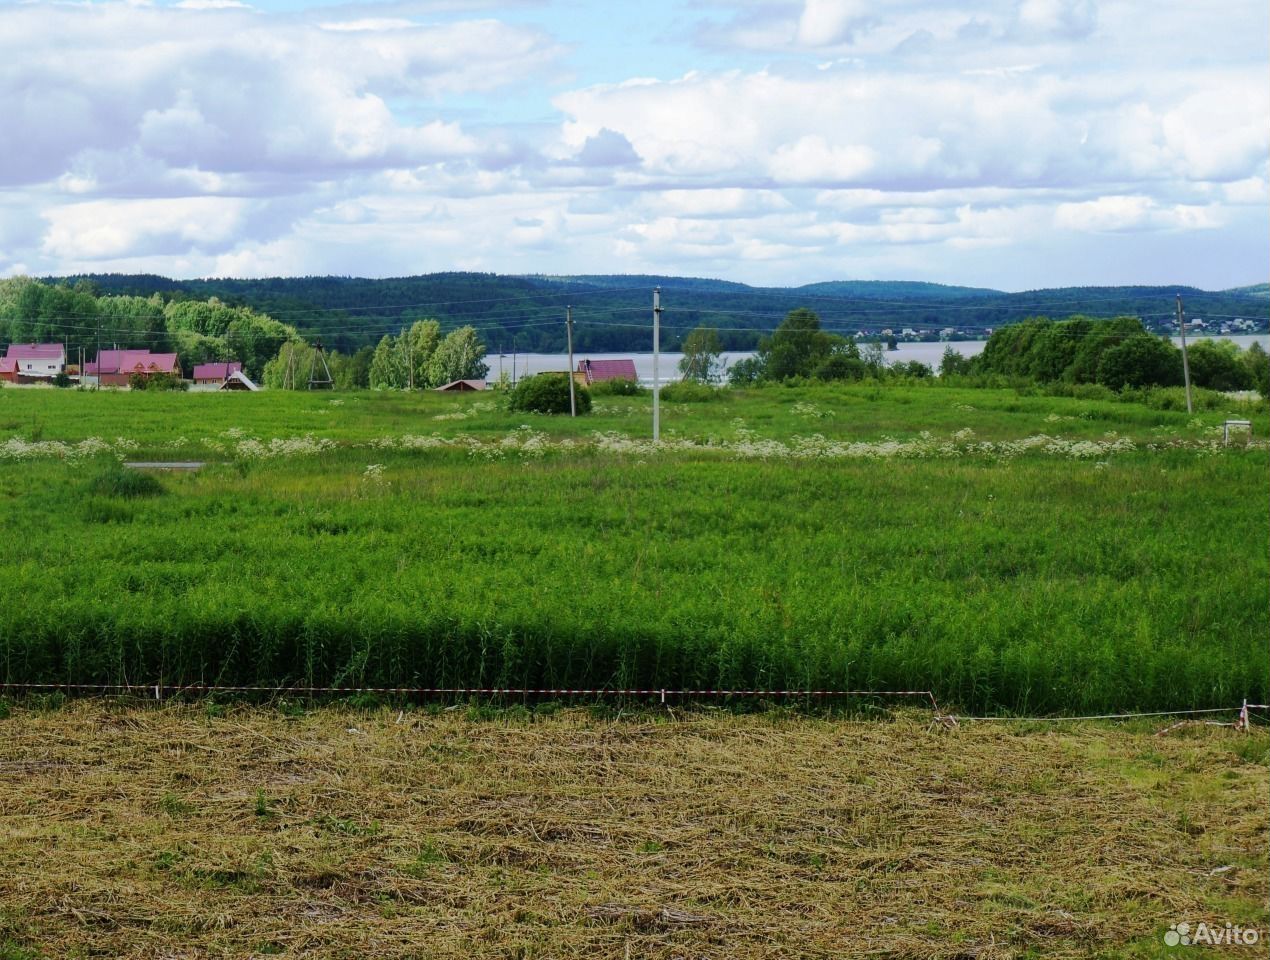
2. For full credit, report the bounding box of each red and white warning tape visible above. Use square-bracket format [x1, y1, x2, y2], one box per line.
[0, 683, 1262, 731]
[0, 681, 938, 704]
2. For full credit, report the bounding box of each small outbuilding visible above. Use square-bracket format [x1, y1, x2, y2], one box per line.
[219, 370, 259, 391]
[434, 379, 487, 392]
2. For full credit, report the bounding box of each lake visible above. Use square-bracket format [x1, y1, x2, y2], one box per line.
[484, 335, 1269, 384]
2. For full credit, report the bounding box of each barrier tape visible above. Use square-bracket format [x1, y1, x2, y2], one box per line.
[953, 706, 1246, 722]
[0, 681, 936, 701]
[0, 683, 1260, 730]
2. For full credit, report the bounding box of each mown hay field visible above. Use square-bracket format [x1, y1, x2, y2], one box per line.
[0, 383, 1265, 714]
[0, 702, 1266, 959]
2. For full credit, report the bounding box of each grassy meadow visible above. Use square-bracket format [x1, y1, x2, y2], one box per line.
[0, 382, 1266, 714]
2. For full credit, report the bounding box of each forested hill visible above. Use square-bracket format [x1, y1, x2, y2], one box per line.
[52, 273, 1269, 354]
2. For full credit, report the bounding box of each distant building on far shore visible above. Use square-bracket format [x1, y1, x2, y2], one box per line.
[435, 379, 487, 392]
[577, 359, 637, 385]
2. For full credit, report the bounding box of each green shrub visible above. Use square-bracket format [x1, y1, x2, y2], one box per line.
[659, 379, 723, 403]
[129, 372, 188, 392]
[590, 377, 646, 396]
[88, 467, 165, 499]
[507, 373, 591, 414]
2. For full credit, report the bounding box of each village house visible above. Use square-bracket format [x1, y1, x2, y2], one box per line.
[3, 343, 66, 383]
[85, 349, 182, 387]
[576, 358, 638, 385]
[192, 361, 242, 385]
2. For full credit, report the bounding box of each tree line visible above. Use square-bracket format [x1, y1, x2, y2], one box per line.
[52, 272, 1269, 355]
[0, 277, 489, 388]
[673, 309, 1269, 397]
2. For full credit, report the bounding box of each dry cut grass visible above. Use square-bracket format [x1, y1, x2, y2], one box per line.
[0, 702, 1266, 959]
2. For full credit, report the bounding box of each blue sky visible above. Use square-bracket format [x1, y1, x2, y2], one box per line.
[0, 0, 1265, 289]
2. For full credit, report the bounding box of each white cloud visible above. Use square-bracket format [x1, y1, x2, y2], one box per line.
[1054, 195, 1223, 233]
[796, 0, 870, 47]
[0, 0, 1263, 289]
[42, 197, 252, 259]
[0, 2, 560, 189]
[770, 135, 877, 184]
[1014, 0, 1097, 39]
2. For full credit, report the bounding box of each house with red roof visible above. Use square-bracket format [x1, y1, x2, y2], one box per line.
[192, 361, 242, 385]
[86, 350, 181, 387]
[4, 343, 65, 383]
[577, 358, 638, 385]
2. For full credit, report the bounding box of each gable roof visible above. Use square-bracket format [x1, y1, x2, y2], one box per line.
[435, 379, 486, 391]
[86, 350, 179, 376]
[6, 343, 64, 361]
[578, 358, 638, 383]
[0, 357, 17, 375]
[193, 361, 242, 380]
[219, 370, 259, 391]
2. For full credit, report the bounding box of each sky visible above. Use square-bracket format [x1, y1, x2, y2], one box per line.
[0, 0, 1266, 289]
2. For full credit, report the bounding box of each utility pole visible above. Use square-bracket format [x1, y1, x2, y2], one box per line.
[1177, 293, 1193, 414]
[652, 287, 661, 442]
[565, 305, 576, 417]
[512, 343, 517, 388]
[408, 329, 414, 391]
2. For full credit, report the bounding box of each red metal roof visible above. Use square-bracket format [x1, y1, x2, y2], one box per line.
[0, 357, 17, 374]
[192, 361, 242, 380]
[87, 350, 179, 376]
[5, 343, 63, 360]
[578, 358, 638, 383]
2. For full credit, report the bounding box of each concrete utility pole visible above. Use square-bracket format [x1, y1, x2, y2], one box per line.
[1176, 293, 1193, 415]
[652, 287, 662, 442]
[565, 305, 576, 417]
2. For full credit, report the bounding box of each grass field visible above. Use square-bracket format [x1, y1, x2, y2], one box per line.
[0, 383, 1265, 713]
[0, 702, 1266, 959]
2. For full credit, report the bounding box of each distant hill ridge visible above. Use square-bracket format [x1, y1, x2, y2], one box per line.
[49, 272, 1269, 353]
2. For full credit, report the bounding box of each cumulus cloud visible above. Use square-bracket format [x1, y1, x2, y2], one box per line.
[1053, 196, 1223, 233]
[573, 129, 642, 168]
[0, 0, 1263, 288]
[41, 197, 253, 260]
[554, 65, 1268, 192]
[1013, 0, 1097, 39]
[0, 2, 560, 189]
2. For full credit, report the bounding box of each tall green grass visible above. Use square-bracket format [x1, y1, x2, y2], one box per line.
[0, 426, 1264, 713]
